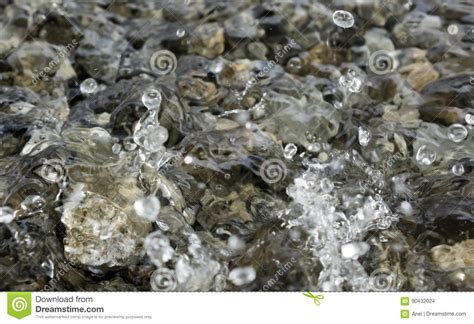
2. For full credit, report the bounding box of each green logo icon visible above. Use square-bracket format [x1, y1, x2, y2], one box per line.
[401, 297, 410, 306]
[303, 292, 324, 306]
[401, 309, 410, 319]
[7, 292, 32, 319]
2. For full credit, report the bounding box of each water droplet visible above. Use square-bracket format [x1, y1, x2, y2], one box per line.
[228, 235, 246, 252]
[0, 206, 14, 223]
[112, 143, 122, 154]
[447, 24, 458, 35]
[399, 201, 413, 216]
[320, 178, 334, 193]
[307, 142, 321, 153]
[134, 125, 168, 152]
[176, 28, 186, 37]
[145, 231, 174, 266]
[447, 123, 468, 143]
[451, 162, 465, 176]
[80, 78, 98, 94]
[416, 145, 436, 166]
[184, 155, 194, 164]
[465, 113, 474, 125]
[228, 266, 256, 286]
[142, 89, 162, 110]
[134, 196, 161, 221]
[341, 241, 369, 259]
[283, 143, 298, 159]
[358, 126, 371, 146]
[332, 10, 354, 29]
[339, 69, 363, 93]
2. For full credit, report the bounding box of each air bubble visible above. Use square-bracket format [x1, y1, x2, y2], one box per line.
[80, 78, 98, 94]
[332, 10, 354, 29]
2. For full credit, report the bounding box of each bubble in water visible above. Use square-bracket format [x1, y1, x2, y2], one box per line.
[307, 142, 321, 153]
[447, 123, 468, 143]
[416, 145, 436, 166]
[142, 89, 162, 110]
[341, 241, 369, 260]
[286, 57, 303, 73]
[112, 143, 121, 154]
[0, 206, 14, 223]
[358, 126, 371, 146]
[339, 69, 362, 93]
[80, 78, 98, 94]
[40, 159, 65, 183]
[465, 113, 474, 125]
[134, 196, 161, 221]
[451, 162, 465, 176]
[447, 24, 458, 35]
[176, 28, 186, 37]
[332, 10, 354, 29]
[283, 143, 298, 159]
[144, 231, 174, 266]
[228, 267, 256, 286]
[150, 268, 177, 291]
[320, 178, 334, 193]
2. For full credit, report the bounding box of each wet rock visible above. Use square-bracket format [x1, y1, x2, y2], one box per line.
[431, 240, 474, 271]
[224, 12, 259, 39]
[400, 62, 439, 91]
[62, 185, 151, 268]
[188, 23, 225, 59]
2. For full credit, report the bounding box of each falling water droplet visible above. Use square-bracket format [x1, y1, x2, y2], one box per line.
[451, 162, 465, 176]
[80, 78, 98, 94]
[0, 206, 14, 223]
[332, 10, 354, 29]
[134, 196, 161, 221]
[341, 241, 369, 260]
[228, 267, 256, 286]
[142, 89, 162, 110]
[465, 113, 474, 125]
[447, 24, 458, 35]
[283, 143, 298, 159]
[176, 28, 186, 37]
[145, 231, 174, 265]
[358, 127, 371, 146]
[447, 123, 468, 143]
[416, 145, 436, 166]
